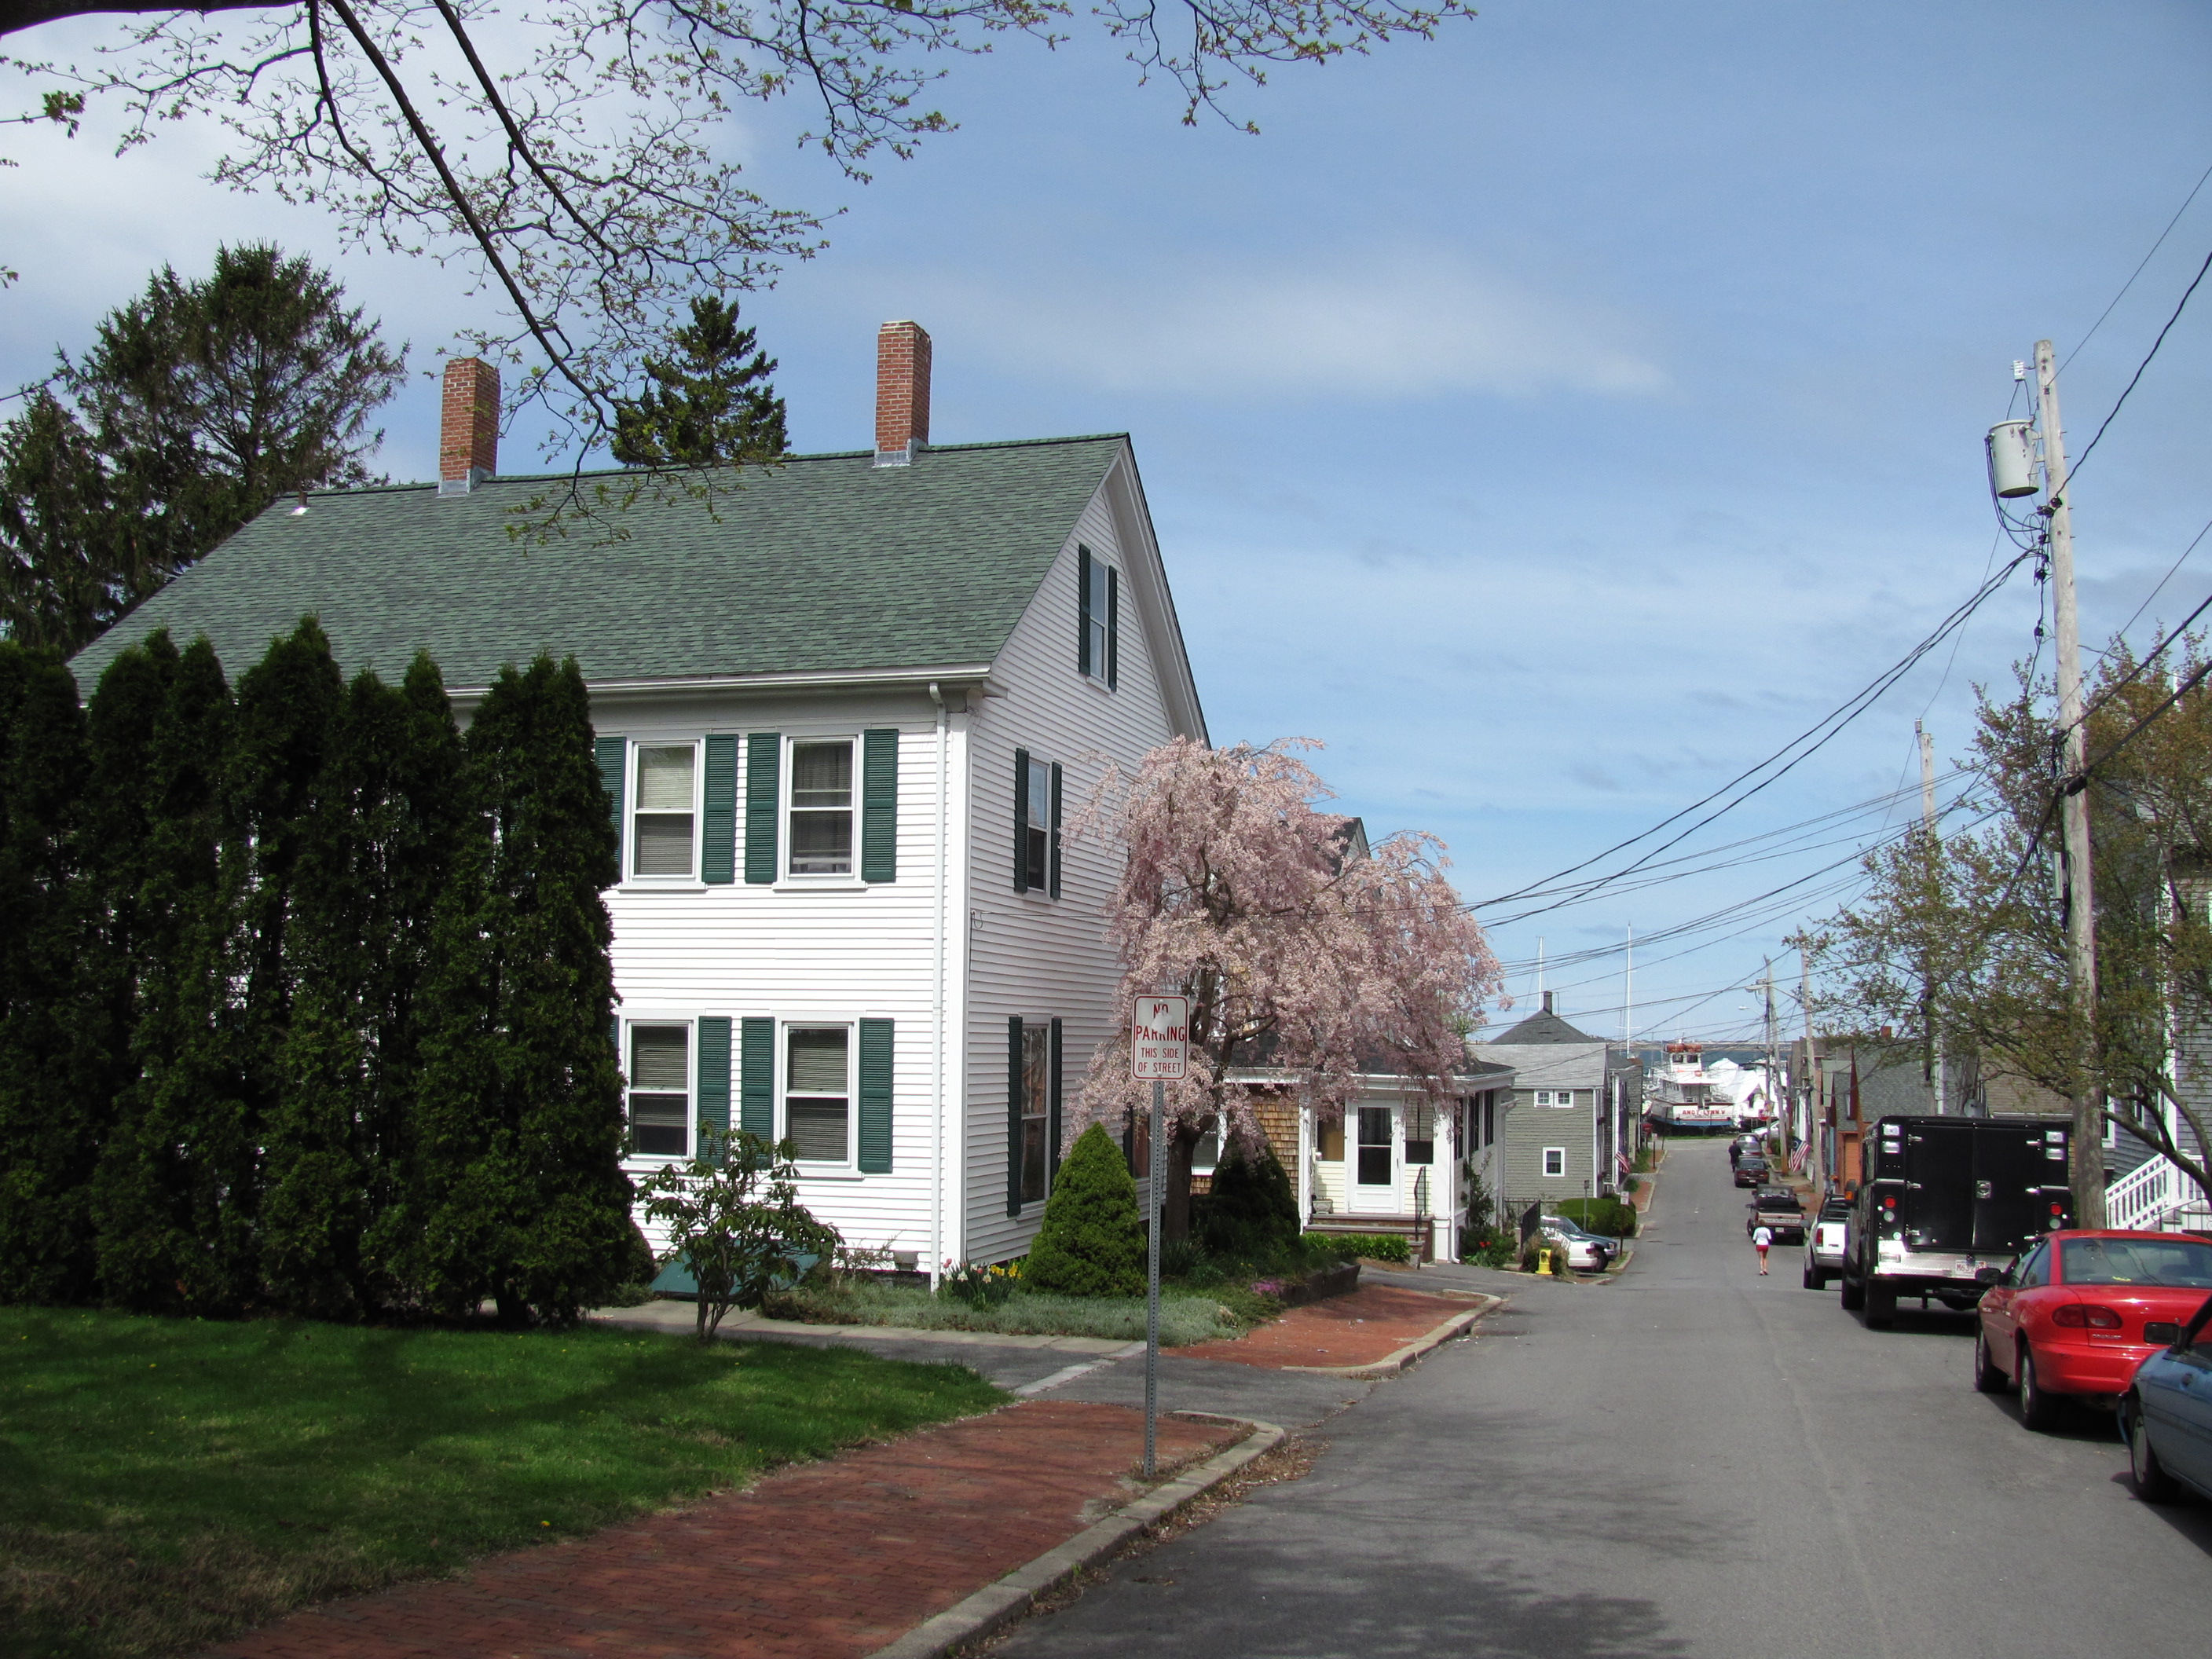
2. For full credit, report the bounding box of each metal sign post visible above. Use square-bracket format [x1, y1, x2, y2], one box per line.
[1132, 994, 1188, 1479]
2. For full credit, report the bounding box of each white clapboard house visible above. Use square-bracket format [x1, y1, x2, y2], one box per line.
[68, 323, 1207, 1276]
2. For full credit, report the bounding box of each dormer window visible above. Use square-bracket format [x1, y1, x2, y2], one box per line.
[1078, 545, 1118, 688]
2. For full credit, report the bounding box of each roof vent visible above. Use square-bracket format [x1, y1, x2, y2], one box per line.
[439, 357, 500, 495]
[873, 320, 931, 468]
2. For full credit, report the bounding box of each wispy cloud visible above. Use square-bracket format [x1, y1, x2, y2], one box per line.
[898, 250, 1668, 401]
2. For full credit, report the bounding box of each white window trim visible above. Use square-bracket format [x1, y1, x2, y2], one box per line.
[781, 1018, 857, 1172]
[628, 738, 703, 885]
[1541, 1147, 1567, 1178]
[782, 733, 862, 885]
[622, 1015, 695, 1164]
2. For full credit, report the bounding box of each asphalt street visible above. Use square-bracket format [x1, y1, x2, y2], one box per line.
[998, 1138, 2212, 1659]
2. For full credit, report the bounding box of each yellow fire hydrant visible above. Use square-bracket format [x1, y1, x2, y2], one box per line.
[1536, 1247, 1554, 1276]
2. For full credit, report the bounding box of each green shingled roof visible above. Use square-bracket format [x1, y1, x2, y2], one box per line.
[68, 435, 1129, 690]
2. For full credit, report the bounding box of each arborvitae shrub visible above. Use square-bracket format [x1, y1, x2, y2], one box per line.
[1024, 1122, 1145, 1298]
[0, 644, 98, 1303]
[1192, 1135, 1300, 1263]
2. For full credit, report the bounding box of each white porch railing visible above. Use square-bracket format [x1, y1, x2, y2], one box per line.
[2106, 1155, 2212, 1232]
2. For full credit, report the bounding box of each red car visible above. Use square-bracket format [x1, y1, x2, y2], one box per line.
[1973, 1229, 2212, 1429]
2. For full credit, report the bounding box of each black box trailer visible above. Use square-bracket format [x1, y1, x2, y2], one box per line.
[1839, 1115, 2072, 1326]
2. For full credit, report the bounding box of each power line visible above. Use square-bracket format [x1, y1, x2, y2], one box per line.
[2061, 156, 2212, 373]
[2066, 240, 2212, 484]
[1470, 549, 2032, 919]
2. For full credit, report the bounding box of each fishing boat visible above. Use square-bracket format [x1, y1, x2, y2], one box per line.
[1643, 1042, 1738, 1133]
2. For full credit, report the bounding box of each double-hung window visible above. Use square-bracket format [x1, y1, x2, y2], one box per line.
[632, 744, 698, 878]
[1018, 1024, 1049, 1203]
[1542, 1147, 1566, 1178]
[789, 739, 855, 876]
[1023, 757, 1051, 890]
[786, 1026, 851, 1163]
[1077, 546, 1118, 687]
[628, 1024, 691, 1156]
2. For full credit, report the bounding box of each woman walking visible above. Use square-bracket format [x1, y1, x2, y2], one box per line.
[1752, 1223, 1773, 1275]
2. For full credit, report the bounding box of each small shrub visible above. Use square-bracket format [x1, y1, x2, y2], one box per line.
[1556, 1197, 1637, 1238]
[1309, 1231, 1412, 1264]
[1024, 1122, 1145, 1297]
[1467, 1237, 1515, 1269]
[1519, 1236, 1547, 1273]
[635, 1132, 842, 1342]
[1193, 1137, 1301, 1262]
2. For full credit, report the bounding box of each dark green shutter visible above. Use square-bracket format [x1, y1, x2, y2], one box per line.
[698, 1016, 732, 1146]
[1105, 566, 1119, 690]
[744, 734, 779, 884]
[1049, 763, 1063, 899]
[1012, 746, 1030, 893]
[862, 728, 898, 883]
[1049, 1017, 1064, 1180]
[1077, 546, 1093, 677]
[595, 735, 625, 835]
[858, 1018, 893, 1173]
[702, 734, 738, 884]
[740, 1016, 775, 1137]
[1007, 1016, 1024, 1216]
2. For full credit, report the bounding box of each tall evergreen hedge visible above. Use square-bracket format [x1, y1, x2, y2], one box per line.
[0, 624, 628, 1323]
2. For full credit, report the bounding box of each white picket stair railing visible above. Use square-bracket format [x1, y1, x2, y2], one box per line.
[2105, 1154, 2212, 1232]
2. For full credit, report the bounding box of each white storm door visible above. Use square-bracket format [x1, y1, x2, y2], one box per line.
[1352, 1104, 1397, 1212]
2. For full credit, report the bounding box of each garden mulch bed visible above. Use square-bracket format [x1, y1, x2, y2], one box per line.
[1174, 1284, 1482, 1372]
[204, 1401, 1239, 1659]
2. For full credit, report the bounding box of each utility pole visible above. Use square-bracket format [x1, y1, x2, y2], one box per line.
[2036, 338, 2104, 1225]
[1917, 720, 1946, 1113]
[1800, 954, 1821, 1192]
[1762, 960, 1781, 1165]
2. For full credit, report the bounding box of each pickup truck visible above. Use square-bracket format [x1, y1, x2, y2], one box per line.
[1803, 1194, 1850, 1289]
[1745, 1187, 1805, 1244]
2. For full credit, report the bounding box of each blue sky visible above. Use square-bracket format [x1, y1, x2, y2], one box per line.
[7, 2, 2211, 1042]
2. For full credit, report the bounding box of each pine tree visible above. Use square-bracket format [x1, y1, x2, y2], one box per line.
[0, 644, 99, 1302]
[610, 297, 788, 468]
[1023, 1122, 1146, 1298]
[412, 654, 628, 1323]
[0, 245, 405, 652]
[1192, 1136, 1301, 1265]
[89, 634, 251, 1312]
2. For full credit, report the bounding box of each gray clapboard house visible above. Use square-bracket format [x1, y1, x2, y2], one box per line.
[1470, 997, 1614, 1218]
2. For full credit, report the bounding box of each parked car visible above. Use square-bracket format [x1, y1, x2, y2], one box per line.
[1733, 1155, 1770, 1188]
[2119, 1291, 2212, 1503]
[1804, 1195, 1851, 1290]
[1746, 1187, 1806, 1245]
[1537, 1217, 1617, 1273]
[1972, 1229, 2212, 1429]
[1730, 1133, 1763, 1168]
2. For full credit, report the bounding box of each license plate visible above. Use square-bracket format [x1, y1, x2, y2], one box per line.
[2144, 1321, 2181, 1345]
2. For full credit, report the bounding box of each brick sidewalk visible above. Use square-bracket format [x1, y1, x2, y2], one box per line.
[1175, 1284, 1478, 1371]
[207, 1402, 1237, 1659]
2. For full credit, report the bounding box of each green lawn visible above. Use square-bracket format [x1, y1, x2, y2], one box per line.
[0, 1307, 1003, 1658]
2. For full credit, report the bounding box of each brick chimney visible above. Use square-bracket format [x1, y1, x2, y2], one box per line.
[438, 357, 500, 495]
[1542, 991, 1555, 1015]
[873, 320, 931, 468]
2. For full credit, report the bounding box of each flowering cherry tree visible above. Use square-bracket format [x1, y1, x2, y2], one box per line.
[1073, 738, 1503, 1244]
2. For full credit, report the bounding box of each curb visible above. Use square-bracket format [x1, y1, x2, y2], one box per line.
[1279, 1292, 1501, 1378]
[866, 1414, 1287, 1659]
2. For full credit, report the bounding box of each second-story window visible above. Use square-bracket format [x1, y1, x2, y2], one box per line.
[633, 743, 697, 877]
[1023, 757, 1051, 889]
[1078, 546, 1118, 688]
[789, 739, 854, 875]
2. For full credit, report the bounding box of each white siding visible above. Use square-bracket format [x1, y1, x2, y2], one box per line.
[961, 461, 1191, 1263]
[599, 686, 952, 1259]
